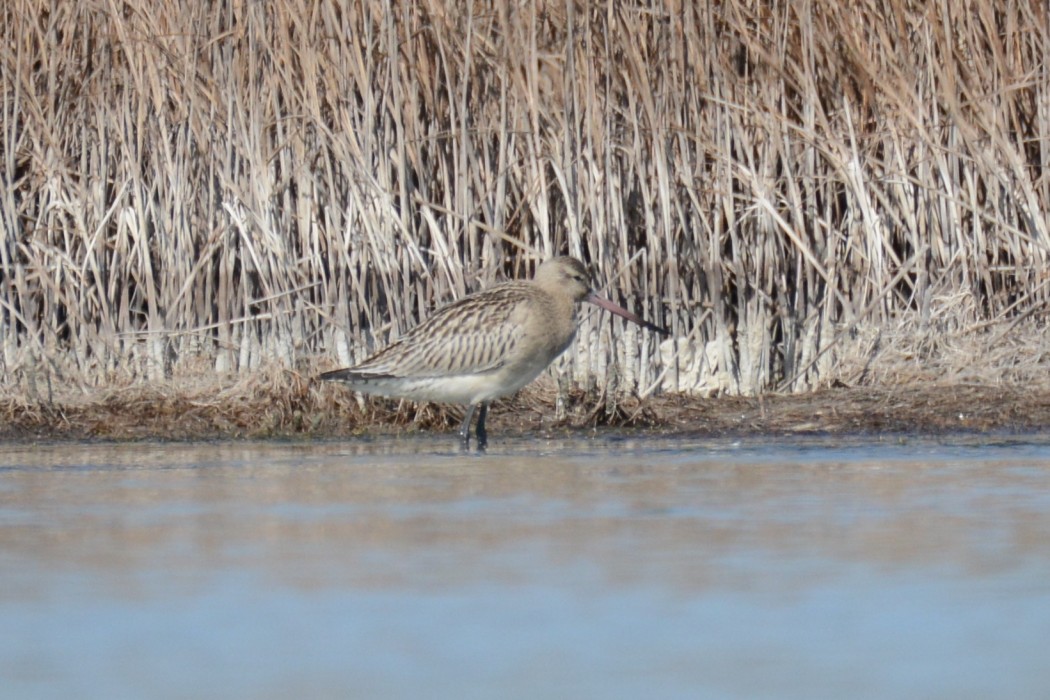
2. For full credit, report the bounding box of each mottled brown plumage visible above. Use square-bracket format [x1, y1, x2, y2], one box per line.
[321, 257, 667, 447]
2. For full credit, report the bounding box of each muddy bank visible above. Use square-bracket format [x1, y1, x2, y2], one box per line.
[3, 378, 1048, 442]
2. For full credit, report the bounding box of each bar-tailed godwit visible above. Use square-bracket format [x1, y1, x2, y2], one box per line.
[321, 256, 667, 447]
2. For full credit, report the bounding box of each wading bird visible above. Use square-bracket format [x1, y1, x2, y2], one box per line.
[320, 257, 668, 448]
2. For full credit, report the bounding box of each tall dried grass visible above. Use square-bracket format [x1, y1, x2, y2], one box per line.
[2, 0, 1049, 406]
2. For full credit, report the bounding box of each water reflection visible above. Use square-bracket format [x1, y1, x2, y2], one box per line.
[2, 436, 1050, 698]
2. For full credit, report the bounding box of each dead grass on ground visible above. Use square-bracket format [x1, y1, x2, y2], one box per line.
[5, 316, 1050, 442]
[5, 379, 1050, 443]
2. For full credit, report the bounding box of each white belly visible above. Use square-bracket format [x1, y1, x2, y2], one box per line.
[346, 351, 558, 405]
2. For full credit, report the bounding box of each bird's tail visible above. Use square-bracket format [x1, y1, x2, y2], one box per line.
[318, 367, 359, 382]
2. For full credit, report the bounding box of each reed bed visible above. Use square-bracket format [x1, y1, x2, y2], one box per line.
[2, 0, 1049, 421]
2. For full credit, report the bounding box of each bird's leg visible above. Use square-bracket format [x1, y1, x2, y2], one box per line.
[475, 403, 489, 450]
[459, 404, 477, 447]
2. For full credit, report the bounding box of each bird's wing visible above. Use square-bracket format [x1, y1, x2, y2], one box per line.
[327, 285, 532, 380]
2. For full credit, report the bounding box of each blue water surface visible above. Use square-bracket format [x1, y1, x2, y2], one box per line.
[2, 435, 1049, 699]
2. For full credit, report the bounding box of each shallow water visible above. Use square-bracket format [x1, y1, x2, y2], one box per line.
[2, 434, 1050, 699]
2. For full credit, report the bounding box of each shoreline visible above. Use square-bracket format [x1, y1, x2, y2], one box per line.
[3, 383, 1048, 443]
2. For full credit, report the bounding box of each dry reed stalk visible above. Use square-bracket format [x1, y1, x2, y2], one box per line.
[2, 0, 1049, 421]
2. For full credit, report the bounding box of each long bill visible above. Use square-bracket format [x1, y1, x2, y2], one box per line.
[586, 292, 670, 336]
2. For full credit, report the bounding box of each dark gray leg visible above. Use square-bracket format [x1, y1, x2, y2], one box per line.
[459, 404, 477, 446]
[475, 403, 489, 450]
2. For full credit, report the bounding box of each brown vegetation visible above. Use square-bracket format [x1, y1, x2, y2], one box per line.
[5, 375, 1050, 442]
[2, 0, 1049, 438]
